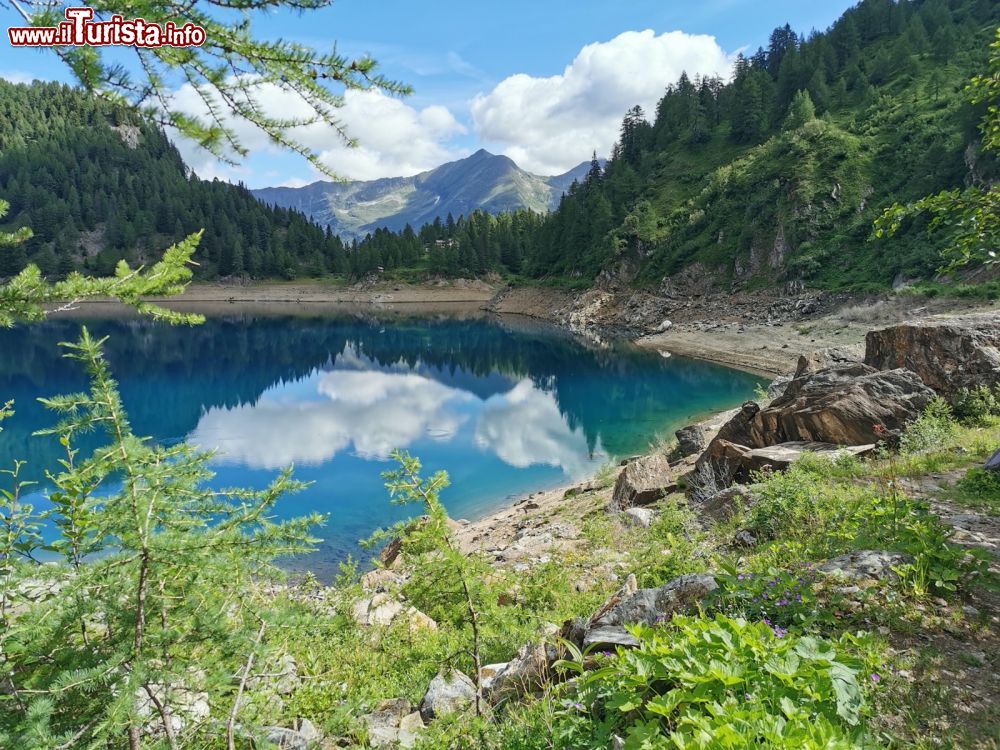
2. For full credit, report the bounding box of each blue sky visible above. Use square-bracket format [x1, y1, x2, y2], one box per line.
[1, 1, 856, 186]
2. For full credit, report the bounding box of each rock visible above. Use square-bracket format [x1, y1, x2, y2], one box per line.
[404, 607, 437, 631]
[655, 319, 673, 332]
[361, 568, 404, 593]
[795, 345, 865, 379]
[696, 364, 932, 487]
[766, 375, 793, 401]
[135, 680, 210, 738]
[296, 719, 321, 744]
[419, 670, 477, 722]
[864, 319, 1000, 397]
[673, 425, 706, 459]
[622, 507, 656, 528]
[265, 726, 311, 750]
[741, 442, 875, 476]
[397, 712, 424, 748]
[363, 698, 413, 748]
[817, 550, 912, 582]
[378, 537, 404, 569]
[479, 663, 510, 693]
[611, 454, 675, 510]
[352, 593, 404, 627]
[985, 449, 1000, 472]
[582, 625, 640, 650]
[693, 485, 757, 524]
[733, 529, 758, 547]
[751, 364, 933, 447]
[590, 573, 717, 628]
[275, 654, 299, 696]
[588, 574, 638, 626]
[486, 642, 557, 702]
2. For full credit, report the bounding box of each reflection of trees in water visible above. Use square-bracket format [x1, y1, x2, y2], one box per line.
[0, 314, 763, 477]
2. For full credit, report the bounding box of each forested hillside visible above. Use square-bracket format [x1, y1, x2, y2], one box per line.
[338, 0, 1000, 290]
[0, 81, 351, 279]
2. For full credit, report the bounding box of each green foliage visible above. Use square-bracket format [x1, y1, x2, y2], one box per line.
[892, 504, 989, 595]
[956, 466, 1000, 511]
[0, 331, 321, 747]
[711, 564, 835, 634]
[552, 615, 877, 749]
[5, 0, 408, 176]
[0, 81, 350, 281]
[952, 384, 1000, 425]
[874, 27, 1000, 270]
[899, 397, 957, 454]
[783, 89, 817, 130]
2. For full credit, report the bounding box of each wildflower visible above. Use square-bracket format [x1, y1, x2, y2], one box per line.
[777, 599, 788, 607]
[870, 673, 881, 683]
[737, 573, 745, 581]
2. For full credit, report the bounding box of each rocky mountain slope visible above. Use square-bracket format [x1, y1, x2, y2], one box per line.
[252, 150, 595, 239]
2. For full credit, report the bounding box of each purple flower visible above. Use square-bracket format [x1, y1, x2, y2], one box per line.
[777, 599, 788, 607]
[870, 673, 881, 683]
[772, 625, 787, 638]
[737, 574, 745, 581]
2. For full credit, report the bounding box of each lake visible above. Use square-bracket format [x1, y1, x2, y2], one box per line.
[0, 309, 765, 576]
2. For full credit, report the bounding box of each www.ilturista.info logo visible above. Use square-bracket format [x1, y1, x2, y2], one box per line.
[8, 7, 205, 48]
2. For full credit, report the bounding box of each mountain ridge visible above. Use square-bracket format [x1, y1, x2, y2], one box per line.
[252, 150, 599, 240]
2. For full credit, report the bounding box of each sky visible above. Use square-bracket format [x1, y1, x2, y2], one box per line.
[0, 0, 856, 188]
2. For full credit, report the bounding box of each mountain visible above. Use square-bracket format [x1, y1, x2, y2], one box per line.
[252, 150, 597, 239]
[341, 0, 1000, 290]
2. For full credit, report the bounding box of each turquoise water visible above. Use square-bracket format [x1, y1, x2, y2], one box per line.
[0, 312, 764, 575]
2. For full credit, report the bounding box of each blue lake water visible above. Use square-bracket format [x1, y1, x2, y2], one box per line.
[0, 310, 765, 576]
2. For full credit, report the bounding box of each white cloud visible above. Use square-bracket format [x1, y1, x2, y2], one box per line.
[470, 29, 735, 174]
[1, 70, 38, 85]
[168, 82, 467, 183]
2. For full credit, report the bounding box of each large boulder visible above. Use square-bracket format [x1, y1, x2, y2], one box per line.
[418, 670, 476, 722]
[589, 573, 717, 629]
[986, 449, 1000, 472]
[696, 363, 932, 487]
[611, 453, 675, 510]
[692, 485, 758, 524]
[864, 319, 1000, 397]
[751, 364, 933, 447]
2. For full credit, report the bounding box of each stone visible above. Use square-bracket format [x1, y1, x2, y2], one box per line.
[795, 345, 865, 379]
[479, 663, 510, 693]
[274, 654, 299, 696]
[622, 507, 655, 528]
[485, 642, 557, 703]
[985, 449, 1000, 472]
[696, 365, 933, 487]
[816, 550, 912, 582]
[864, 319, 1000, 397]
[405, 607, 438, 631]
[590, 573, 717, 628]
[733, 529, 758, 547]
[611, 453, 675, 510]
[135, 680, 210, 738]
[363, 698, 412, 748]
[766, 375, 793, 401]
[265, 727, 311, 750]
[361, 568, 404, 593]
[693, 485, 757, 524]
[296, 718, 321, 744]
[741, 442, 875, 476]
[588, 574, 638, 626]
[751, 365, 933, 447]
[352, 593, 404, 628]
[397, 712, 424, 748]
[582, 625, 640, 650]
[419, 670, 477, 722]
[673, 425, 706, 459]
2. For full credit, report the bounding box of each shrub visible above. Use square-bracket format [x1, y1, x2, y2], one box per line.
[952, 385, 1000, 426]
[900, 397, 957, 454]
[956, 466, 1000, 503]
[553, 615, 878, 749]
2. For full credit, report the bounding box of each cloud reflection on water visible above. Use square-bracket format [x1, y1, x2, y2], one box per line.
[187, 346, 603, 476]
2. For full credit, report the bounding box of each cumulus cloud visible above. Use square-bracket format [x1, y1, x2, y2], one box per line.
[169, 82, 467, 183]
[470, 29, 735, 174]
